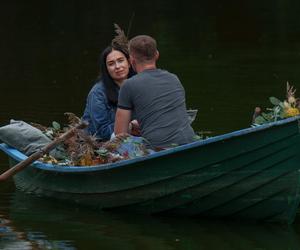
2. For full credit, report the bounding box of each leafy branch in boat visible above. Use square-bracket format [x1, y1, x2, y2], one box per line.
[252, 82, 300, 126]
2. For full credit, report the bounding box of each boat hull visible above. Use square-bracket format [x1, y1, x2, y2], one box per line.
[2, 117, 300, 224]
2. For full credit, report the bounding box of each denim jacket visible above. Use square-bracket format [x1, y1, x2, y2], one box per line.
[82, 81, 117, 140]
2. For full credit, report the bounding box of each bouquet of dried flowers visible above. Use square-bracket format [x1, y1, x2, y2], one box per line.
[252, 82, 300, 126]
[32, 113, 149, 167]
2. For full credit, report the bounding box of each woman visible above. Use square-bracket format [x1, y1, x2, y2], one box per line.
[82, 46, 134, 140]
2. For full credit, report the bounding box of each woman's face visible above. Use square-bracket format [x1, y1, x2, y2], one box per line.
[106, 50, 130, 86]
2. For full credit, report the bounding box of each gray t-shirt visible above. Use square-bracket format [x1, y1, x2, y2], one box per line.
[118, 69, 195, 148]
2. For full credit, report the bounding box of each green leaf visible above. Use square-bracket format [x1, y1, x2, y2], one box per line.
[269, 97, 281, 106]
[96, 148, 109, 157]
[261, 112, 272, 121]
[254, 115, 267, 125]
[193, 135, 202, 141]
[279, 112, 286, 119]
[52, 121, 61, 131]
[279, 102, 285, 109]
[45, 129, 54, 139]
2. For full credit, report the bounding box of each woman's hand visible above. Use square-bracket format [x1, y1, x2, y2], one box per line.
[129, 120, 141, 136]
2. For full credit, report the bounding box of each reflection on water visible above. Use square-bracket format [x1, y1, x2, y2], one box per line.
[0, 190, 299, 250]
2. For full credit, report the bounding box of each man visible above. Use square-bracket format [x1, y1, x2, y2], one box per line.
[114, 35, 195, 148]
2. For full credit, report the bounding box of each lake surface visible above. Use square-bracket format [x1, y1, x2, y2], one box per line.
[1, 186, 300, 250]
[1, 1, 300, 249]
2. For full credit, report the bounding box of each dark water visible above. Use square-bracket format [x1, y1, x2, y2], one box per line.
[1, 1, 300, 249]
[1, 186, 300, 250]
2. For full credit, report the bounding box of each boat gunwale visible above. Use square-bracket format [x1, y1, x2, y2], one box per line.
[0, 116, 299, 173]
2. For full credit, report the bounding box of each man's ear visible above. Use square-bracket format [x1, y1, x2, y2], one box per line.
[155, 50, 160, 60]
[129, 55, 135, 65]
[129, 55, 136, 71]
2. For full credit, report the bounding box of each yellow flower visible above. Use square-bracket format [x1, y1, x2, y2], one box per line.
[284, 107, 300, 117]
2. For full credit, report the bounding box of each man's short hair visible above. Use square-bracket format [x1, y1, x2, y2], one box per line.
[129, 35, 157, 63]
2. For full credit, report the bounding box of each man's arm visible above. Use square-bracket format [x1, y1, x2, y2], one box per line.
[114, 108, 132, 134]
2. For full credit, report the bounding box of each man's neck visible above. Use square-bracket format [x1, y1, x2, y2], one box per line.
[135, 63, 157, 73]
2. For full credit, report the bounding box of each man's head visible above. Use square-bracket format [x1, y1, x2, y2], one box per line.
[128, 35, 159, 68]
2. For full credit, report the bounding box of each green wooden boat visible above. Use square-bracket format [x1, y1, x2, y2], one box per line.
[1, 117, 300, 224]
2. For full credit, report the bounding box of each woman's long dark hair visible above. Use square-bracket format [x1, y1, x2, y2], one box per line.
[98, 46, 134, 106]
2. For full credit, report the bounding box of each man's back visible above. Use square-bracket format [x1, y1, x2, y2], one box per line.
[118, 68, 195, 148]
